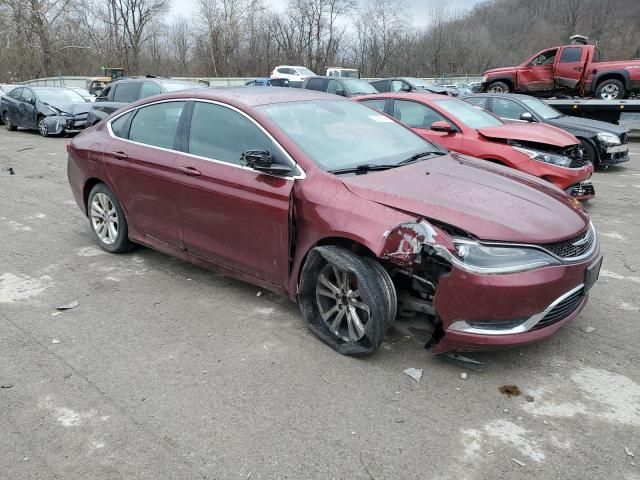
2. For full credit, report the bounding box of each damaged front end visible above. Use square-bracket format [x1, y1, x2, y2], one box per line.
[42, 104, 89, 135]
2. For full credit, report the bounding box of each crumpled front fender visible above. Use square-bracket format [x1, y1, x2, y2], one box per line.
[381, 220, 455, 267]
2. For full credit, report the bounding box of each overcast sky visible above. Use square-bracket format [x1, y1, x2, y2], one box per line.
[169, 0, 486, 26]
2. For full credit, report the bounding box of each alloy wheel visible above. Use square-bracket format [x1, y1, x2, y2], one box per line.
[315, 264, 371, 342]
[600, 84, 619, 100]
[489, 85, 504, 93]
[90, 192, 119, 245]
[4, 113, 11, 129]
[38, 118, 48, 136]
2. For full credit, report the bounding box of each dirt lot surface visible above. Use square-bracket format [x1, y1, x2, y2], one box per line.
[1, 127, 639, 480]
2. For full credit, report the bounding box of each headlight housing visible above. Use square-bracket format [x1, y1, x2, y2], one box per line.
[596, 132, 621, 146]
[513, 146, 573, 168]
[481, 75, 488, 83]
[449, 239, 561, 274]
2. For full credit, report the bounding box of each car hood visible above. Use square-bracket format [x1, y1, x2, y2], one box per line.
[341, 153, 589, 244]
[477, 123, 578, 147]
[547, 115, 627, 137]
[44, 102, 91, 116]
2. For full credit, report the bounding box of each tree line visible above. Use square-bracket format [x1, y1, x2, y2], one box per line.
[1, 0, 639, 83]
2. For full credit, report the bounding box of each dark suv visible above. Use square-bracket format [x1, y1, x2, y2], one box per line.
[86, 77, 204, 126]
[301, 76, 378, 97]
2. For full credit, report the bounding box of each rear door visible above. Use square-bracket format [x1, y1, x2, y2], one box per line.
[554, 46, 588, 90]
[5, 88, 23, 125]
[516, 48, 556, 93]
[103, 101, 186, 248]
[390, 99, 463, 150]
[172, 100, 296, 287]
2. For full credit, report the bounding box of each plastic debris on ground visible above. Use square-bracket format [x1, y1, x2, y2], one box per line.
[56, 300, 79, 310]
[511, 458, 526, 467]
[403, 368, 423, 382]
[625, 446, 635, 457]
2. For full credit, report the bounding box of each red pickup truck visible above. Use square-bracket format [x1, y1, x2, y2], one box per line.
[481, 43, 640, 100]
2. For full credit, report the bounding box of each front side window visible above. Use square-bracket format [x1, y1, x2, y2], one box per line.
[140, 82, 162, 98]
[393, 100, 446, 129]
[295, 67, 315, 76]
[113, 82, 140, 103]
[490, 98, 528, 121]
[559, 47, 583, 63]
[520, 97, 561, 120]
[327, 79, 341, 94]
[259, 100, 433, 171]
[529, 49, 557, 66]
[435, 99, 503, 128]
[305, 78, 325, 92]
[188, 102, 273, 165]
[464, 97, 487, 109]
[391, 80, 407, 92]
[21, 89, 35, 103]
[128, 101, 185, 149]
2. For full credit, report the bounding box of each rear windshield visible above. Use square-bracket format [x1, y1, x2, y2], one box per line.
[434, 99, 503, 129]
[258, 100, 433, 171]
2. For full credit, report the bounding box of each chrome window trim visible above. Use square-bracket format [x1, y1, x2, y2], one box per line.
[106, 98, 306, 180]
[448, 283, 585, 336]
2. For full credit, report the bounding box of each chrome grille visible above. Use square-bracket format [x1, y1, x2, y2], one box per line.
[542, 226, 595, 259]
[531, 288, 584, 330]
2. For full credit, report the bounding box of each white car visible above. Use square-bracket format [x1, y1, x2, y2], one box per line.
[270, 65, 316, 82]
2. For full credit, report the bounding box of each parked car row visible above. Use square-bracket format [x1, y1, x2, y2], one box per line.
[65, 87, 603, 357]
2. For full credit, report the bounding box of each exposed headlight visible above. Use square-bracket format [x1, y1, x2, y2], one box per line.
[513, 146, 573, 168]
[445, 239, 561, 274]
[481, 75, 488, 83]
[596, 132, 620, 146]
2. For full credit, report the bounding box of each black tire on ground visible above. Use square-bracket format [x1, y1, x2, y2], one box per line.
[87, 183, 135, 253]
[3, 111, 17, 131]
[37, 116, 49, 137]
[595, 78, 626, 100]
[361, 256, 397, 328]
[487, 81, 511, 93]
[579, 138, 599, 168]
[298, 246, 396, 356]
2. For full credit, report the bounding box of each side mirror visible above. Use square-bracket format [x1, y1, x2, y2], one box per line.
[519, 112, 534, 122]
[431, 120, 456, 133]
[335, 89, 346, 97]
[400, 85, 412, 92]
[241, 150, 293, 175]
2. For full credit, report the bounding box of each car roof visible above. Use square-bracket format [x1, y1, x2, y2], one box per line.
[358, 92, 455, 102]
[138, 86, 343, 107]
[466, 93, 537, 102]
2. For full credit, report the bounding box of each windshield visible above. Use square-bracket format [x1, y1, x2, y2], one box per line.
[259, 100, 435, 171]
[343, 79, 377, 94]
[296, 68, 315, 76]
[35, 88, 86, 105]
[519, 97, 562, 120]
[434, 99, 503, 129]
[160, 81, 206, 92]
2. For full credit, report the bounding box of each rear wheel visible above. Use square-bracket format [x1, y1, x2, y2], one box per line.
[487, 81, 511, 93]
[595, 79, 625, 100]
[87, 183, 135, 253]
[3, 111, 16, 131]
[298, 246, 396, 356]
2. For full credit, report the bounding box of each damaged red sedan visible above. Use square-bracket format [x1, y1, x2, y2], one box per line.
[67, 88, 602, 355]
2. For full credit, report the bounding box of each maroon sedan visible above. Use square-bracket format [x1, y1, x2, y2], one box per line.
[67, 88, 602, 355]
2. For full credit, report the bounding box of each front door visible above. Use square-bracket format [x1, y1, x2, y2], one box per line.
[18, 88, 37, 128]
[554, 46, 588, 90]
[173, 101, 295, 287]
[516, 48, 557, 93]
[103, 101, 186, 248]
[390, 99, 463, 151]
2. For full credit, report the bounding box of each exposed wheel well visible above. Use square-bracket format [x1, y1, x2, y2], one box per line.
[595, 74, 626, 90]
[82, 178, 104, 214]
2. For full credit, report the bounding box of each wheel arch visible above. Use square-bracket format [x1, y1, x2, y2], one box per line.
[83, 177, 108, 214]
[594, 71, 630, 91]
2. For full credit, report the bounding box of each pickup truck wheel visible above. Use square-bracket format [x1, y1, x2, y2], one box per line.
[3, 112, 17, 131]
[487, 81, 511, 93]
[298, 246, 395, 356]
[596, 79, 625, 100]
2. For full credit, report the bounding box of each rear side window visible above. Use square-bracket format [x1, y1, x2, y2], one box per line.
[128, 102, 185, 149]
[305, 78, 325, 92]
[140, 82, 162, 99]
[370, 80, 390, 92]
[360, 99, 386, 112]
[113, 82, 140, 103]
[464, 97, 487, 109]
[559, 47, 582, 63]
[391, 80, 408, 92]
[110, 112, 134, 138]
[491, 98, 528, 120]
[188, 102, 273, 165]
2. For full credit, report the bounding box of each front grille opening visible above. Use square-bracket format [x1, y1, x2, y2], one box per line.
[531, 288, 585, 330]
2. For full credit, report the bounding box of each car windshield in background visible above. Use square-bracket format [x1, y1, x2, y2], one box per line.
[406, 78, 438, 89]
[340, 71, 359, 78]
[520, 97, 563, 120]
[343, 79, 377, 94]
[435, 99, 503, 128]
[259, 100, 434, 171]
[36, 88, 86, 105]
[160, 82, 206, 92]
[296, 68, 315, 76]
[2, 85, 16, 94]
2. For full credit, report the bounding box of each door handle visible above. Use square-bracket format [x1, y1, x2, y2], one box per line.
[573, 66, 583, 71]
[112, 151, 128, 160]
[177, 166, 201, 176]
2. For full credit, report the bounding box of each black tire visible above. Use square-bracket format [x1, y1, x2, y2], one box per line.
[298, 246, 396, 356]
[595, 79, 626, 100]
[579, 138, 599, 168]
[87, 183, 135, 253]
[37, 116, 49, 137]
[487, 81, 511, 93]
[3, 111, 17, 131]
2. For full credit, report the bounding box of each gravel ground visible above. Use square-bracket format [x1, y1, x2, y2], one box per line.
[1, 127, 639, 480]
